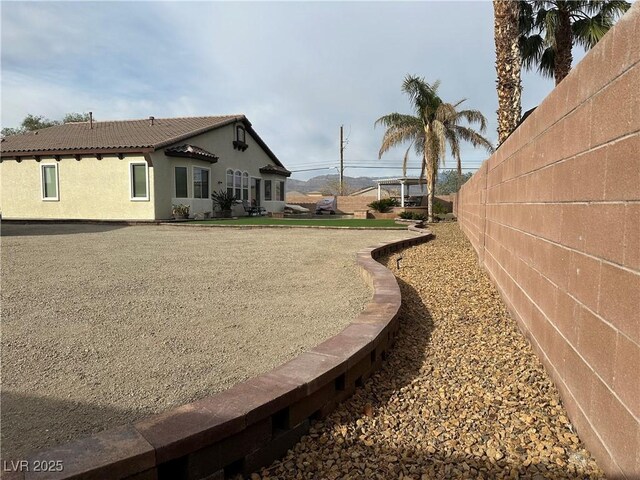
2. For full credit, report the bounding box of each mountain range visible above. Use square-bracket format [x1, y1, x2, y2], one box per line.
[287, 175, 377, 194]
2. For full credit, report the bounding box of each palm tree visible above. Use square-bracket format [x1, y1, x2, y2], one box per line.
[520, 0, 630, 85]
[494, 0, 523, 144]
[376, 75, 494, 222]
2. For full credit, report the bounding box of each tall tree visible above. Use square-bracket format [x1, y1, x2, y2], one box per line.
[520, 0, 630, 85]
[62, 112, 92, 123]
[376, 75, 493, 222]
[494, 0, 523, 144]
[1, 112, 93, 138]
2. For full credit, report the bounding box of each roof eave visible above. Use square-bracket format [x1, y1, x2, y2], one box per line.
[0, 147, 154, 158]
[164, 150, 218, 164]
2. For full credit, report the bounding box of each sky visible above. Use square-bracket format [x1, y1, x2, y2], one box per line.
[1, 1, 585, 180]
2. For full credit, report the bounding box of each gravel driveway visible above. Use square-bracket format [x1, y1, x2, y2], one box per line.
[0, 223, 416, 459]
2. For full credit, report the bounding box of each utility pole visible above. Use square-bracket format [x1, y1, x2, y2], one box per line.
[339, 125, 344, 196]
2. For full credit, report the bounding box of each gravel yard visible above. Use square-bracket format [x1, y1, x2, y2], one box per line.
[0, 223, 416, 460]
[254, 223, 604, 480]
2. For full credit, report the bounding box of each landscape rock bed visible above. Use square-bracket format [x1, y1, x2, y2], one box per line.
[253, 223, 604, 480]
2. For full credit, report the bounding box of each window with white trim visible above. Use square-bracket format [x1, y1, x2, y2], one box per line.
[277, 180, 285, 201]
[193, 167, 209, 199]
[130, 162, 148, 200]
[41, 164, 59, 201]
[226, 169, 234, 196]
[234, 170, 242, 199]
[264, 180, 272, 201]
[175, 166, 188, 198]
[242, 172, 249, 201]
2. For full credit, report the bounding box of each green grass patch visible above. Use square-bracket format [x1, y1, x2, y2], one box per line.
[190, 217, 405, 229]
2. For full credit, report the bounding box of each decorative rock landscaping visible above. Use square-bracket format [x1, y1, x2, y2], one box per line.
[252, 223, 604, 480]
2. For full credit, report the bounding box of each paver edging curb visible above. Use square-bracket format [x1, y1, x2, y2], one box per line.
[159, 222, 407, 231]
[12, 230, 433, 480]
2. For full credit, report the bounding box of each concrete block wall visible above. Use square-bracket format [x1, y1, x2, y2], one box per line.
[286, 195, 454, 214]
[455, 5, 639, 477]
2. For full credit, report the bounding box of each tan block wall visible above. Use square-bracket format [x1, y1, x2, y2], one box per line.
[0, 155, 155, 220]
[455, 5, 639, 477]
[285, 195, 454, 214]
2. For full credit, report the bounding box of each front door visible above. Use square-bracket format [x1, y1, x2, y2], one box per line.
[251, 178, 261, 206]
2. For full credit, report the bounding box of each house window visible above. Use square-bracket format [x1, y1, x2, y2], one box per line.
[236, 126, 246, 143]
[130, 162, 148, 200]
[175, 167, 188, 198]
[233, 125, 248, 151]
[242, 172, 249, 201]
[234, 170, 242, 199]
[226, 169, 234, 196]
[41, 164, 59, 201]
[264, 180, 272, 201]
[277, 180, 285, 201]
[193, 167, 209, 199]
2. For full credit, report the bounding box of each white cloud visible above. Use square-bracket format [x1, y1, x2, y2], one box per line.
[2, 1, 574, 180]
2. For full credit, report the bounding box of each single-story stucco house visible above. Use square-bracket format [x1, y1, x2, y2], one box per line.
[0, 115, 290, 220]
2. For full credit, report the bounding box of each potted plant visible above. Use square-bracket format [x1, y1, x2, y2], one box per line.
[211, 190, 237, 218]
[171, 204, 190, 219]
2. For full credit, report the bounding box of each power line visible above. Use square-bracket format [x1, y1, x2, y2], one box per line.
[290, 166, 338, 173]
[342, 166, 479, 170]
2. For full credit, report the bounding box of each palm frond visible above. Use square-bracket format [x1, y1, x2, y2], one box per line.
[519, 0, 537, 35]
[520, 34, 545, 70]
[402, 75, 439, 115]
[522, 0, 630, 81]
[378, 124, 423, 158]
[402, 142, 415, 177]
[455, 108, 488, 132]
[538, 46, 556, 78]
[445, 129, 462, 173]
[453, 125, 495, 154]
[541, 8, 558, 46]
[572, 16, 609, 48]
[374, 112, 422, 129]
[600, 0, 632, 18]
[430, 120, 447, 163]
[435, 103, 457, 123]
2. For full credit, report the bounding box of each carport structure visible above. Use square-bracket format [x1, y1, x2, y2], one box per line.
[374, 177, 428, 207]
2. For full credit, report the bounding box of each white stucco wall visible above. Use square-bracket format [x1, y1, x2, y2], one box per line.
[0, 155, 155, 220]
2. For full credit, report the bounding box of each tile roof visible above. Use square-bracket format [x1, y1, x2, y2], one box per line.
[0, 115, 242, 154]
[259, 164, 292, 177]
[164, 144, 219, 163]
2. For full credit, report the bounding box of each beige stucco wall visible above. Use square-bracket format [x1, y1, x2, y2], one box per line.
[0, 155, 155, 220]
[0, 121, 286, 221]
[152, 157, 218, 219]
[149, 122, 287, 218]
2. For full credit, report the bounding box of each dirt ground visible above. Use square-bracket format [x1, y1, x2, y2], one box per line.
[0, 223, 416, 459]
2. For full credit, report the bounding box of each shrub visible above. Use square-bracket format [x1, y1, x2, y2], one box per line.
[367, 198, 398, 213]
[171, 204, 190, 218]
[211, 190, 237, 211]
[399, 211, 426, 221]
[432, 201, 447, 215]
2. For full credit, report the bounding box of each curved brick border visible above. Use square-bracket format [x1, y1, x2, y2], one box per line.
[7, 230, 432, 480]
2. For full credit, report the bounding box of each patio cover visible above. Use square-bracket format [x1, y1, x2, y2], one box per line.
[374, 177, 428, 207]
